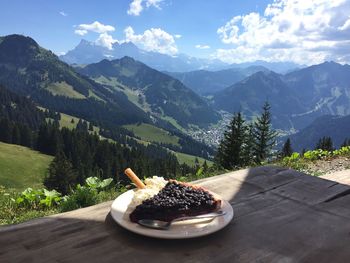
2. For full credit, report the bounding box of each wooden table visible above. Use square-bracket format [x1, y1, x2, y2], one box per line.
[1, 166, 350, 263]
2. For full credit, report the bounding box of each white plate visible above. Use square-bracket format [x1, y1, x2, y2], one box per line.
[110, 189, 234, 239]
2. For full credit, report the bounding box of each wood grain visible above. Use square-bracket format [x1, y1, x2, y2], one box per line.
[1, 166, 350, 263]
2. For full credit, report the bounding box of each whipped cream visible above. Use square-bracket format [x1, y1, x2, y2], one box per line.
[129, 176, 167, 208]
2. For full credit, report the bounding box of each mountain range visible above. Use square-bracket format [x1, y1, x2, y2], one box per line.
[0, 34, 149, 128]
[229, 60, 303, 74]
[212, 71, 306, 130]
[211, 61, 350, 132]
[0, 34, 217, 159]
[164, 66, 269, 95]
[76, 57, 219, 127]
[289, 115, 350, 151]
[0, 34, 219, 129]
[2, 34, 350, 153]
[60, 39, 303, 73]
[60, 40, 228, 72]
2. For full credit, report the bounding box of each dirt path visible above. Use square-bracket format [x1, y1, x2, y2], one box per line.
[320, 169, 350, 185]
[305, 156, 350, 176]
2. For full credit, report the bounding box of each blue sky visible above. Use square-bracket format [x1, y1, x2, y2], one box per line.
[1, 0, 350, 64]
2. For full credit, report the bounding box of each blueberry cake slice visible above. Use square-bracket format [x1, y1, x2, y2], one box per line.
[129, 180, 221, 223]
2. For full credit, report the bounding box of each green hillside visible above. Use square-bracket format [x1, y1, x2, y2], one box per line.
[46, 81, 86, 99]
[175, 152, 213, 166]
[0, 34, 150, 127]
[123, 123, 180, 146]
[123, 123, 214, 166]
[58, 112, 209, 167]
[59, 112, 100, 133]
[78, 57, 220, 127]
[0, 142, 53, 190]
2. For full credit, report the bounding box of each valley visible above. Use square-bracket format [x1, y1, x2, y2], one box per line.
[2, 34, 350, 161]
[56, 112, 210, 166]
[1, 33, 350, 198]
[187, 111, 232, 147]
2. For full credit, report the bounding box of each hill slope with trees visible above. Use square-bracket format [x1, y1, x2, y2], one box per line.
[78, 57, 220, 128]
[0, 34, 149, 127]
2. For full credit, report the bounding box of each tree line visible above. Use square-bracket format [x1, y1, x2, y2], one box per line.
[281, 136, 350, 157]
[0, 85, 197, 194]
[0, 117, 196, 194]
[215, 102, 277, 169]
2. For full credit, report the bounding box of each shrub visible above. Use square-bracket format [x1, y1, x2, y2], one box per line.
[85, 177, 113, 191]
[333, 146, 350, 156]
[59, 176, 113, 212]
[303, 149, 330, 161]
[15, 188, 62, 209]
[60, 185, 98, 212]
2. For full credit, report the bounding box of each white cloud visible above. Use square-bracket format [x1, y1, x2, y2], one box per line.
[124, 26, 178, 55]
[338, 18, 350, 31]
[95, 33, 118, 50]
[59, 11, 68, 17]
[74, 29, 88, 36]
[145, 0, 162, 8]
[127, 0, 163, 16]
[174, 34, 182, 39]
[217, 16, 242, 44]
[128, 0, 143, 16]
[195, 44, 210, 49]
[215, 0, 350, 65]
[75, 21, 115, 34]
[74, 21, 118, 49]
[72, 21, 178, 54]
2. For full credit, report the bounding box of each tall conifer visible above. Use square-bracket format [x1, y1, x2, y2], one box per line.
[252, 102, 277, 163]
[281, 138, 293, 157]
[215, 112, 248, 169]
[44, 151, 77, 195]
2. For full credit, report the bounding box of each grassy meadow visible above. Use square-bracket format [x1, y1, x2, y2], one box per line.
[0, 142, 53, 190]
[123, 123, 180, 146]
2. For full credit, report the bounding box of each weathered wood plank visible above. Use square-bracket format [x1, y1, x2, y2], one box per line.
[1, 166, 350, 263]
[268, 173, 350, 205]
[315, 190, 350, 218]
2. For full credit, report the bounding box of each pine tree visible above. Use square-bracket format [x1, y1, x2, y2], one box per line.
[88, 122, 94, 131]
[44, 152, 77, 195]
[194, 157, 200, 170]
[76, 119, 87, 131]
[281, 138, 293, 157]
[341, 138, 350, 147]
[301, 148, 306, 156]
[0, 118, 13, 143]
[12, 125, 21, 145]
[36, 123, 49, 153]
[215, 112, 247, 169]
[202, 160, 208, 173]
[53, 119, 60, 129]
[315, 136, 333, 151]
[19, 125, 32, 147]
[47, 128, 63, 155]
[242, 123, 255, 165]
[252, 102, 277, 163]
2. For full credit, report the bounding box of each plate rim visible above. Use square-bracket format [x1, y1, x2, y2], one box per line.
[110, 189, 234, 239]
